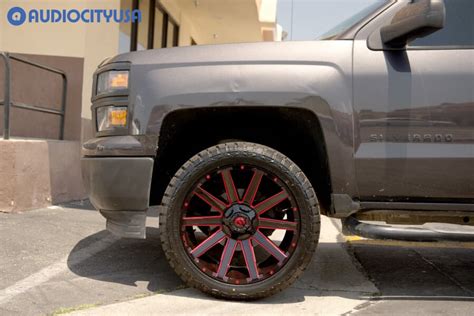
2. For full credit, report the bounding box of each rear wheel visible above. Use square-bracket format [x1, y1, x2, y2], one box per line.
[160, 142, 320, 299]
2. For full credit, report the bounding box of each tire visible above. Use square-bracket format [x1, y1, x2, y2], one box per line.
[159, 142, 320, 300]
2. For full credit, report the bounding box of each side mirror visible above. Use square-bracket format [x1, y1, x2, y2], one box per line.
[381, 0, 446, 48]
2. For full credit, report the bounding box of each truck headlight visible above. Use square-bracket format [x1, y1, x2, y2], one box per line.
[96, 70, 129, 95]
[96, 106, 128, 132]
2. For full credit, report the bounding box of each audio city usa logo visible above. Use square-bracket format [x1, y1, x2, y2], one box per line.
[6, 6, 141, 26]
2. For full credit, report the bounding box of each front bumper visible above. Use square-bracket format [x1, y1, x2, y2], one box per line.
[82, 136, 157, 239]
[82, 156, 153, 211]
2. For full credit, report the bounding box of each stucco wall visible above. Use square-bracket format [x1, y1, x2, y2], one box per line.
[0, 0, 121, 123]
[0, 139, 85, 212]
[0, 2, 4, 48]
[0, 0, 278, 211]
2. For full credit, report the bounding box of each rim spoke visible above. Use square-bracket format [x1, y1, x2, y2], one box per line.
[183, 164, 300, 284]
[190, 230, 226, 258]
[221, 169, 239, 204]
[194, 186, 227, 213]
[258, 218, 297, 231]
[241, 239, 260, 280]
[254, 190, 288, 215]
[182, 216, 222, 227]
[216, 238, 238, 279]
[253, 231, 287, 262]
[242, 170, 264, 205]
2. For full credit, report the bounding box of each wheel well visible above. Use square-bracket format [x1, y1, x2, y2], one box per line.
[150, 107, 332, 214]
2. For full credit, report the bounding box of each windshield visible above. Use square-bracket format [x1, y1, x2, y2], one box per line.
[317, 0, 389, 40]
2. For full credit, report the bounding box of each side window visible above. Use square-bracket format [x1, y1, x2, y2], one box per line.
[409, 0, 474, 48]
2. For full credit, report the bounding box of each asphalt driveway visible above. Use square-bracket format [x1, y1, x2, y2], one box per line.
[1, 202, 474, 315]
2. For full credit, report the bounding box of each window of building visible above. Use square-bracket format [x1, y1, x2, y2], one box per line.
[129, 0, 180, 51]
[166, 19, 179, 48]
[153, 8, 165, 49]
[409, 0, 474, 48]
[119, 0, 133, 54]
[124, 0, 397, 49]
[137, 0, 151, 50]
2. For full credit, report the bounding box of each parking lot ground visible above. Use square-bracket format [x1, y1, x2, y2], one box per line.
[0, 202, 182, 316]
[348, 237, 474, 315]
[1, 203, 474, 315]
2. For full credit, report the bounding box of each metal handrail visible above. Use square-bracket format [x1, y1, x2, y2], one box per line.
[0, 52, 68, 140]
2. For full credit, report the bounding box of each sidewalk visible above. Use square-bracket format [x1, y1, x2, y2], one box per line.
[3, 203, 474, 315]
[70, 217, 378, 316]
[0, 203, 182, 316]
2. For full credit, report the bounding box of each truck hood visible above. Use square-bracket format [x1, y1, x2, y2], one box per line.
[104, 40, 352, 68]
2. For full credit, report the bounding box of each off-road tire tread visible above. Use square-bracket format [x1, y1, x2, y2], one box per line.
[159, 142, 320, 300]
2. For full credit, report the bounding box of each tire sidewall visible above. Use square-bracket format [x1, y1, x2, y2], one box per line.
[160, 142, 320, 299]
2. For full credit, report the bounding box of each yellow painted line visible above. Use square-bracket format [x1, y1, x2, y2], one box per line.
[343, 235, 474, 249]
[344, 235, 364, 242]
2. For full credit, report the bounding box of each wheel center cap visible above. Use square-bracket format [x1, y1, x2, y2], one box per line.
[233, 216, 247, 228]
[222, 204, 258, 239]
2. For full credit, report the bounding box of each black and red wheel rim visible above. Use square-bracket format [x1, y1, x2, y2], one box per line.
[180, 164, 300, 285]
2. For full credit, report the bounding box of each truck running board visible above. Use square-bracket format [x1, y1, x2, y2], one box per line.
[342, 216, 474, 242]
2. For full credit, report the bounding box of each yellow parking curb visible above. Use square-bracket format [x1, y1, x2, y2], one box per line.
[344, 235, 474, 249]
[344, 235, 364, 242]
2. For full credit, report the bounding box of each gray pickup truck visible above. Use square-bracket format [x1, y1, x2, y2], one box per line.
[81, 0, 473, 299]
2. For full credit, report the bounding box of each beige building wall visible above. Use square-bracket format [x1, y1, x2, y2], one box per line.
[0, 1, 121, 210]
[0, 2, 4, 49]
[0, 0, 121, 124]
[163, 0, 277, 45]
[0, 0, 277, 211]
[132, 0, 278, 48]
[1, 0, 278, 136]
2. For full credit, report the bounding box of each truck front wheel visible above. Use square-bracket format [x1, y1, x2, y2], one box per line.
[159, 142, 320, 299]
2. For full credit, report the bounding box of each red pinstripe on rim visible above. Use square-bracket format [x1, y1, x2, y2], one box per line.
[180, 164, 300, 285]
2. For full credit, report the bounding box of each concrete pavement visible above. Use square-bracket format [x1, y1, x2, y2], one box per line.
[70, 216, 378, 316]
[350, 238, 474, 315]
[0, 202, 182, 315]
[2, 202, 474, 315]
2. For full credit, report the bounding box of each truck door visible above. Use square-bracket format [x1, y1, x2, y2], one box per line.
[353, 0, 474, 202]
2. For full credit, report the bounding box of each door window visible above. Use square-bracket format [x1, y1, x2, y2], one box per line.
[409, 0, 474, 48]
